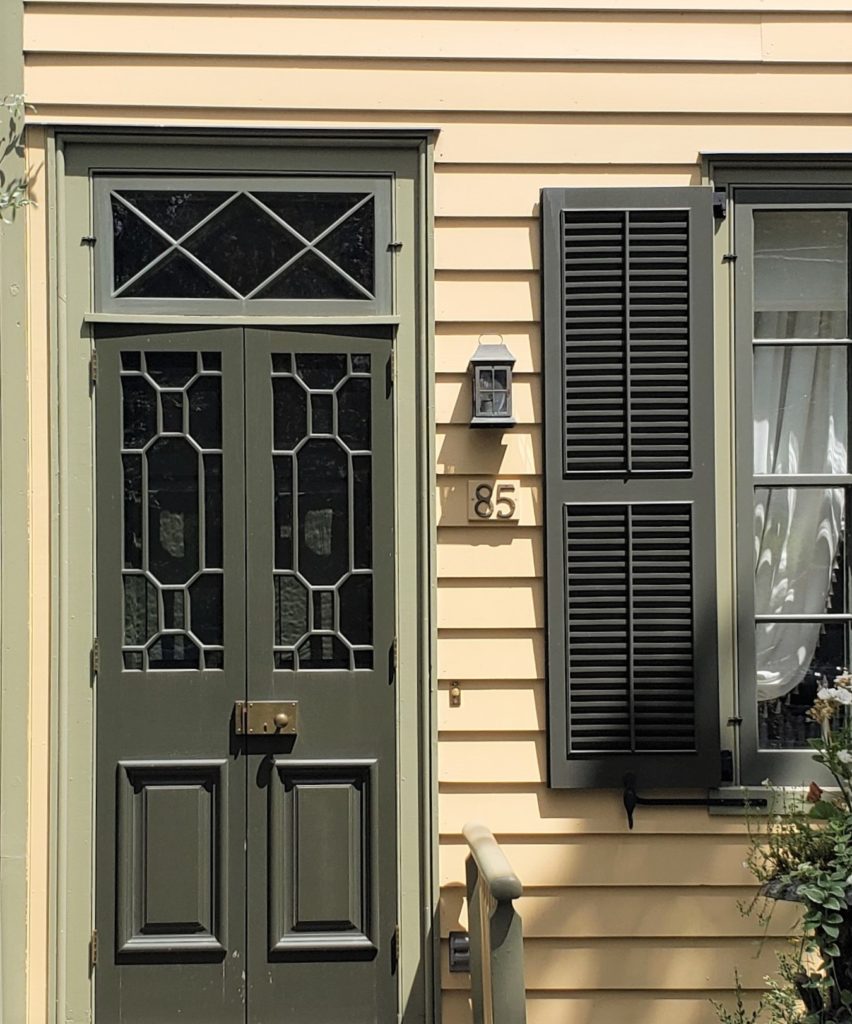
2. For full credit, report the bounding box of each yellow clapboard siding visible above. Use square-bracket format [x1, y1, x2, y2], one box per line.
[762, 16, 852, 60]
[23, 0, 852, 14]
[436, 274, 538, 323]
[442, 991, 762, 1024]
[23, 8, 768, 62]
[437, 785, 760, 835]
[440, 735, 546, 783]
[436, 220, 539, 271]
[436, 328, 540, 373]
[438, 632, 544, 680]
[439, 887, 799, 937]
[437, 580, 544, 629]
[436, 426, 540, 475]
[437, 476, 542, 527]
[436, 376, 540, 425]
[439, 835, 754, 888]
[25, 110, 852, 171]
[24, 58, 852, 115]
[438, 681, 544, 732]
[436, 528, 542, 578]
[434, 167, 699, 217]
[440, 936, 779, 989]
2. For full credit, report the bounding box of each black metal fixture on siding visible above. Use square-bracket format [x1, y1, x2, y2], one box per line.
[622, 773, 767, 829]
[448, 931, 470, 973]
[469, 336, 516, 428]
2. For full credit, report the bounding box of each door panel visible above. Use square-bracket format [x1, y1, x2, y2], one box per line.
[96, 328, 247, 1024]
[245, 330, 397, 1024]
[96, 326, 397, 1024]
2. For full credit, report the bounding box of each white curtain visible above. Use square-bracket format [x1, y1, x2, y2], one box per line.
[754, 343, 847, 700]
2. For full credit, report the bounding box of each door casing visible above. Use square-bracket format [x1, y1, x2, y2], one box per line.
[46, 131, 437, 1024]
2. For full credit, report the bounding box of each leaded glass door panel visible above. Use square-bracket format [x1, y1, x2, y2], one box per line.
[95, 326, 397, 1024]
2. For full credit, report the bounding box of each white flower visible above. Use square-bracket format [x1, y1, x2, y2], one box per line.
[836, 688, 852, 705]
[818, 688, 836, 700]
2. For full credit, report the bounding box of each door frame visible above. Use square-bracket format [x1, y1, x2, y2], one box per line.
[45, 129, 437, 1024]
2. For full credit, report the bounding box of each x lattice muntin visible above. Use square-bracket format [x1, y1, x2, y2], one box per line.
[94, 176, 393, 315]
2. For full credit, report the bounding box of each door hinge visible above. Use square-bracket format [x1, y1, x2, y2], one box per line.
[90, 928, 98, 969]
[90, 349, 98, 387]
[91, 638, 100, 677]
[385, 349, 395, 396]
[391, 923, 400, 973]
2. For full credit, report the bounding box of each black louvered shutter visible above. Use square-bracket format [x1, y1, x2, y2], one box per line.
[542, 188, 720, 790]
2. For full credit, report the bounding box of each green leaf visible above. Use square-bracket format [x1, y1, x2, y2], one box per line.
[821, 923, 840, 939]
[809, 800, 843, 820]
[823, 942, 841, 958]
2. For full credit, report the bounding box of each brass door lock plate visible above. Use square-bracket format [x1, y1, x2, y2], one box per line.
[234, 700, 298, 735]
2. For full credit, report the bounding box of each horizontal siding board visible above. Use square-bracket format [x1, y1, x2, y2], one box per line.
[436, 329, 540, 373]
[24, 59, 852, 115]
[434, 168, 700, 217]
[22, 110, 852, 168]
[440, 837, 754, 886]
[440, 937, 785, 989]
[436, 426, 540, 475]
[437, 632, 544, 680]
[436, 528, 542, 577]
[437, 682, 545, 731]
[437, 786, 769, 834]
[443, 992, 762, 1024]
[437, 580, 544, 629]
[439, 888, 799, 937]
[435, 220, 539, 270]
[23, 8, 766, 61]
[23, 0, 852, 12]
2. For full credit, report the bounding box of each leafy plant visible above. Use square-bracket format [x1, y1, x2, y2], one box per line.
[716, 671, 852, 1023]
[0, 94, 32, 223]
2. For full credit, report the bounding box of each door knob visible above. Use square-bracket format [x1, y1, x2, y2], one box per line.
[274, 712, 290, 730]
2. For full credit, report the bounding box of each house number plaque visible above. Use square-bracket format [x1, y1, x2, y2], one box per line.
[468, 479, 520, 522]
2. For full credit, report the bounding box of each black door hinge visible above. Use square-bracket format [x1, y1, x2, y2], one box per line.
[391, 923, 400, 973]
[90, 350, 98, 387]
[90, 928, 98, 969]
[91, 638, 100, 677]
[81, 235, 96, 247]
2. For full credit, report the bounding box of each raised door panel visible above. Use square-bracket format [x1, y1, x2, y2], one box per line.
[269, 760, 376, 955]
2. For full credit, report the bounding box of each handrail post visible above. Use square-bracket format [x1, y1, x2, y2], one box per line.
[463, 821, 526, 1024]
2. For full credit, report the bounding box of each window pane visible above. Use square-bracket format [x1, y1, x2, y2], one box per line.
[754, 211, 848, 339]
[754, 486, 845, 616]
[757, 623, 847, 749]
[753, 345, 848, 474]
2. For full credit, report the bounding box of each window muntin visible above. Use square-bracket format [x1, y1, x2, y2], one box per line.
[742, 203, 852, 762]
[93, 176, 393, 317]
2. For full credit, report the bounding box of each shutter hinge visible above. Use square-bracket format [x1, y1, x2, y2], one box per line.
[722, 252, 738, 263]
[391, 923, 400, 973]
[91, 638, 100, 677]
[90, 928, 98, 969]
[386, 350, 395, 397]
[90, 350, 98, 387]
[81, 235, 96, 247]
[387, 241, 403, 252]
[388, 637, 398, 685]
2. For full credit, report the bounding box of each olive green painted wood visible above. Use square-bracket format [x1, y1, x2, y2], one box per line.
[56, 136, 432, 1024]
[95, 326, 247, 1023]
[463, 823, 526, 1024]
[244, 328, 397, 1024]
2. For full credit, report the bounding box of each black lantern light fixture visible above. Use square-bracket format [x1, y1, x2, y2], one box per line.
[469, 335, 516, 428]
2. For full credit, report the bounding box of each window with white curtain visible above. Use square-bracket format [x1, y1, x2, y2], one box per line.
[737, 197, 852, 780]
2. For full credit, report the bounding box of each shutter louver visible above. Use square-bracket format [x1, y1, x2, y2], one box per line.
[562, 210, 691, 474]
[565, 504, 695, 756]
[543, 187, 719, 790]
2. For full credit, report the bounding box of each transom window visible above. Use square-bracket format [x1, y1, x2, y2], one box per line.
[94, 176, 393, 316]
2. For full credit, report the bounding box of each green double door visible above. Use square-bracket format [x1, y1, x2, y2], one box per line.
[94, 326, 397, 1024]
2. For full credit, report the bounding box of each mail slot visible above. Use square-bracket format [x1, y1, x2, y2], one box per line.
[234, 700, 298, 736]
